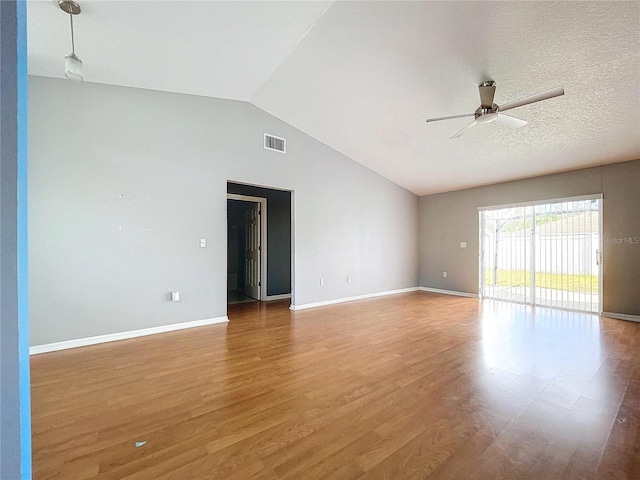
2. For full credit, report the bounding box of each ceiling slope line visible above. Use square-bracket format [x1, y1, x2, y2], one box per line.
[249, 0, 336, 103]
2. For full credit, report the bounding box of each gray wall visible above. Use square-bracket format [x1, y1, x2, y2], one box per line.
[28, 76, 419, 346]
[227, 182, 291, 296]
[419, 160, 640, 315]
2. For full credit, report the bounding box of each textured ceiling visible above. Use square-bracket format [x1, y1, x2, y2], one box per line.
[27, 1, 640, 195]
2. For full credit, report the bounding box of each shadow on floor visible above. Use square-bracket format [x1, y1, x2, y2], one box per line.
[227, 290, 257, 305]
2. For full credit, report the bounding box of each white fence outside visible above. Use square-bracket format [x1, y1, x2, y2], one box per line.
[484, 232, 599, 275]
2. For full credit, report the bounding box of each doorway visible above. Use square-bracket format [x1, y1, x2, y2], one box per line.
[226, 182, 293, 306]
[480, 195, 602, 313]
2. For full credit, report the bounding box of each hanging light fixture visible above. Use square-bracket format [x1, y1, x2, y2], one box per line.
[58, 0, 83, 81]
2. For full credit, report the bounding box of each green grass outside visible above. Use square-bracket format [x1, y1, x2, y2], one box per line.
[484, 269, 598, 293]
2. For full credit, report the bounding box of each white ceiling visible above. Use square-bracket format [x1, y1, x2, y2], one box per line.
[27, 1, 640, 195]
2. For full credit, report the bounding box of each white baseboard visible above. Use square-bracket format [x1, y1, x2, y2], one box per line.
[264, 293, 292, 302]
[601, 312, 640, 323]
[29, 316, 229, 355]
[419, 287, 479, 298]
[290, 287, 419, 311]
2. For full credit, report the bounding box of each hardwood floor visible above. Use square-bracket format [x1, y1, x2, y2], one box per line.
[31, 292, 640, 479]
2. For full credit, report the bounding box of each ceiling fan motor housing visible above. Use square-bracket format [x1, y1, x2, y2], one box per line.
[475, 103, 500, 124]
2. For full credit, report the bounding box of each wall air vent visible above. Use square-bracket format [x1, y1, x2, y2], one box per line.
[264, 133, 286, 153]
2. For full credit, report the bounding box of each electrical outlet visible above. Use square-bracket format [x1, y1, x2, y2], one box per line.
[442, 272, 447, 278]
[460, 242, 467, 248]
[171, 291, 180, 302]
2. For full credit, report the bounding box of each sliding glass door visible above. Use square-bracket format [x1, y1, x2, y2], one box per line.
[481, 206, 532, 304]
[480, 196, 601, 313]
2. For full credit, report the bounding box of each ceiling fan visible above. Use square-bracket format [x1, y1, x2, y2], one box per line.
[426, 81, 565, 138]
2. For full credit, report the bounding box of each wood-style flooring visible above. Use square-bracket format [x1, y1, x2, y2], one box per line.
[31, 292, 640, 479]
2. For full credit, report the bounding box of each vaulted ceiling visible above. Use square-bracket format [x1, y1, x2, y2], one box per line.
[27, 1, 640, 195]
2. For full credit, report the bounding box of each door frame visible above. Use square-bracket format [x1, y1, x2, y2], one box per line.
[227, 194, 268, 300]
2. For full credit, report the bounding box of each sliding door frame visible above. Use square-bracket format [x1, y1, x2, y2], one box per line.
[479, 194, 603, 313]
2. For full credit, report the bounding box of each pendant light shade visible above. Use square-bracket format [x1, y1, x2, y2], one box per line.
[59, 1, 83, 81]
[65, 53, 83, 81]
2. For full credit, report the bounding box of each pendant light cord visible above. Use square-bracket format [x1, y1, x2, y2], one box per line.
[69, 12, 75, 55]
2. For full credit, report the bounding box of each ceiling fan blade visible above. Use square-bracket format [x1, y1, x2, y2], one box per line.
[426, 113, 475, 123]
[495, 114, 528, 129]
[450, 120, 477, 139]
[479, 82, 496, 109]
[499, 86, 565, 112]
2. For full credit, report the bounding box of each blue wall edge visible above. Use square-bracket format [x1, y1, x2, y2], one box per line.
[17, 0, 32, 478]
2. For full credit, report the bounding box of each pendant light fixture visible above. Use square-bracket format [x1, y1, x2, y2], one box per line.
[58, 0, 83, 81]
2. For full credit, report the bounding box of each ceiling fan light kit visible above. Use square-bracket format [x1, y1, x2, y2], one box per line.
[426, 81, 565, 138]
[59, 0, 83, 81]
[475, 110, 498, 124]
